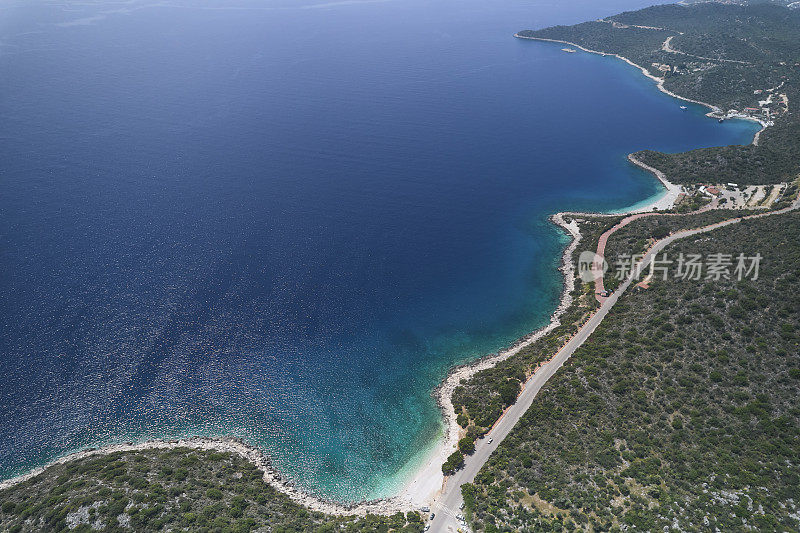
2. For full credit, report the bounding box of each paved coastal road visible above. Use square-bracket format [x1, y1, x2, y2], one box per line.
[429, 197, 800, 533]
[593, 197, 718, 304]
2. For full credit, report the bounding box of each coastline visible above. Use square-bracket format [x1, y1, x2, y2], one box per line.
[0, 213, 584, 517]
[395, 32, 762, 491]
[0, 213, 583, 517]
[514, 34, 769, 145]
[0, 30, 767, 517]
[620, 154, 681, 213]
[326, 32, 764, 507]
[395, 212, 582, 508]
[0, 436, 411, 516]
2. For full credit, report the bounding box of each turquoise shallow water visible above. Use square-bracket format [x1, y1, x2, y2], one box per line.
[0, 0, 759, 501]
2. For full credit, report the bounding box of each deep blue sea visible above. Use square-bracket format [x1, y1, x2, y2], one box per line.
[0, 0, 759, 501]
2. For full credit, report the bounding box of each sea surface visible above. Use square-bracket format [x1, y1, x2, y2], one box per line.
[0, 0, 759, 501]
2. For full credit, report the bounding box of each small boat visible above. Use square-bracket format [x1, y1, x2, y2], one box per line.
[680, 105, 687, 110]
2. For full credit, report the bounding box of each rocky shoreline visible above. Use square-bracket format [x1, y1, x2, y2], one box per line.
[412, 211, 582, 497]
[0, 213, 585, 518]
[514, 34, 769, 145]
[0, 436, 414, 516]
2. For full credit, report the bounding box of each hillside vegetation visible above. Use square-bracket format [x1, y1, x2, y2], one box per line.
[464, 209, 800, 531]
[0, 448, 423, 532]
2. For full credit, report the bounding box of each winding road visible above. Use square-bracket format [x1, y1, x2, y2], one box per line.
[428, 194, 800, 533]
[593, 197, 719, 304]
[661, 34, 751, 65]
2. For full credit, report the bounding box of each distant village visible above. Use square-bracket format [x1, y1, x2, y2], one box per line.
[649, 59, 792, 123]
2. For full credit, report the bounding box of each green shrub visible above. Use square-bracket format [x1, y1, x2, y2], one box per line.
[442, 451, 465, 475]
[458, 436, 476, 455]
[205, 488, 223, 501]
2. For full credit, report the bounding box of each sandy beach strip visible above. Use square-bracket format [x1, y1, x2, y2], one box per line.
[622, 154, 681, 213]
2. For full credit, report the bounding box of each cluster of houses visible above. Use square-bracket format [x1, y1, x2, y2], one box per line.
[741, 81, 790, 119]
[739, 101, 786, 119]
[688, 182, 791, 210]
[650, 59, 725, 78]
[673, 182, 737, 207]
[647, 61, 790, 121]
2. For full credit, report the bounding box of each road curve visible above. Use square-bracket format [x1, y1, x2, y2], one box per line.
[593, 198, 719, 304]
[429, 197, 799, 533]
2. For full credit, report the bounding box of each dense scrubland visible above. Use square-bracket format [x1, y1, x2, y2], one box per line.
[0, 449, 423, 532]
[463, 207, 800, 532]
